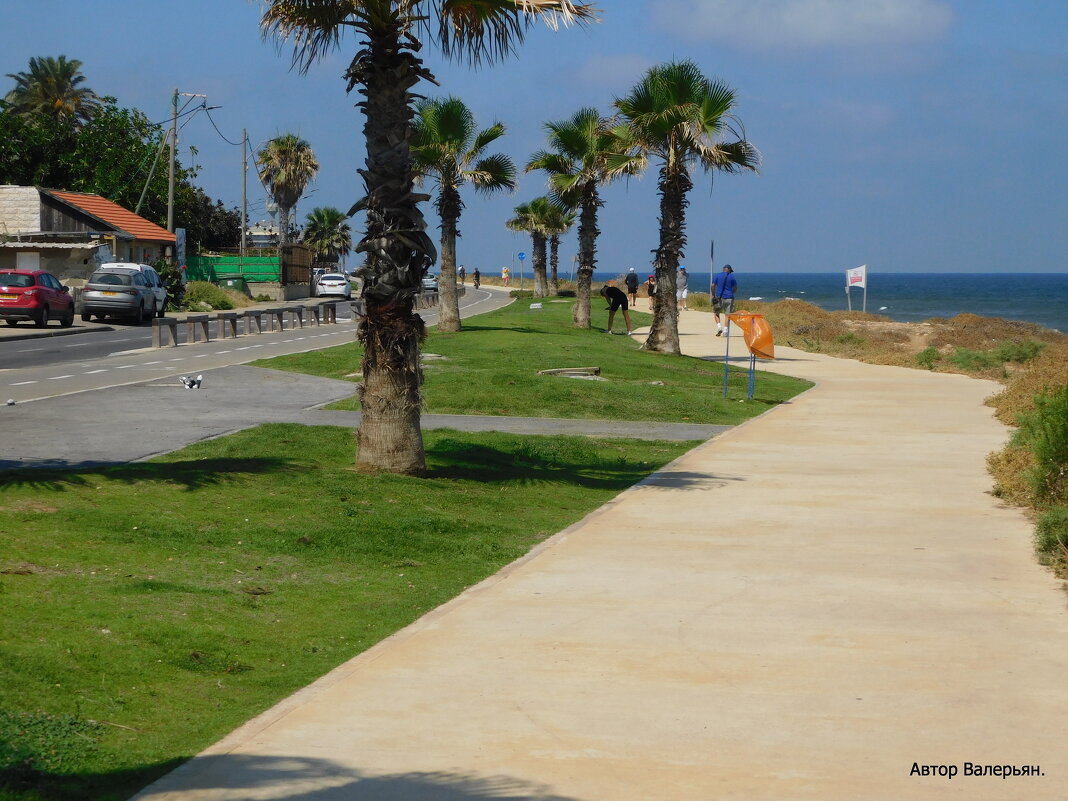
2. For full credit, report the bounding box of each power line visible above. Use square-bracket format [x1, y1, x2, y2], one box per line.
[203, 106, 243, 147]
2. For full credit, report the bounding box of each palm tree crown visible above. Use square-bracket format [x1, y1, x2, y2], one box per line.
[412, 95, 516, 330]
[257, 133, 319, 245]
[615, 59, 759, 354]
[304, 206, 353, 265]
[527, 107, 636, 326]
[4, 55, 101, 124]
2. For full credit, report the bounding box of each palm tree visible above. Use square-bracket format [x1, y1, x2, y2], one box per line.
[527, 107, 636, 328]
[412, 95, 516, 332]
[615, 60, 759, 354]
[304, 206, 353, 266]
[4, 55, 101, 124]
[506, 197, 556, 297]
[544, 204, 576, 295]
[256, 133, 319, 246]
[261, 1, 596, 475]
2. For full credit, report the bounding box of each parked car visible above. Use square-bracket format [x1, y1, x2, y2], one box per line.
[0, 269, 75, 327]
[314, 272, 352, 299]
[80, 269, 157, 323]
[97, 262, 167, 317]
[421, 274, 438, 292]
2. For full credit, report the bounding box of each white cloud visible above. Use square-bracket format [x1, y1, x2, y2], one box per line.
[658, 0, 954, 50]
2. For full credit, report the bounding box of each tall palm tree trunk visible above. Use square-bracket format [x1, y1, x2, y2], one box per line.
[532, 232, 548, 297]
[643, 165, 689, 354]
[353, 23, 433, 474]
[437, 184, 462, 332]
[278, 205, 291, 246]
[573, 184, 600, 328]
[549, 234, 560, 295]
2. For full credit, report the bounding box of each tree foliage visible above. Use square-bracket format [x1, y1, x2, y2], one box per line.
[0, 95, 239, 252]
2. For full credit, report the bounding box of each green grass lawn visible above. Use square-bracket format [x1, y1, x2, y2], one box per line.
[253, 297, 810, 423]
[1, 425, 696, 801]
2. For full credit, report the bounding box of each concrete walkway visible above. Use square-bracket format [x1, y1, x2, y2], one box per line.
[134, 311, 1068, 801]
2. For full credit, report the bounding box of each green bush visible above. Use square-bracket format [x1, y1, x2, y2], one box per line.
[949, 347, 1001, 371]
[184, 281, 234, 310]
[916, 347, 941, 370]
[509, 289, 534, 299]
[1035, 506, 1068, 557]
[993, 340, 1045, 363]
[153, 259, 185, 310]
[1020, 385, 1068, 506]
[253, 294, 273, 302]
[835, 332, 865, 347]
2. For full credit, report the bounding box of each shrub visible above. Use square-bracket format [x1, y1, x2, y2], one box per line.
[993, 340, 1045, 363]
[949, 347, 1000, 372]
[153, 259, 186, 310]
[509, 289, 534, 299]
[184, 281, 234, 310]
[1020, 385, 1068, 507]
[253, 294, 273, 302]
[1035, 506, 1068, 562]
[556, 289, 576, 298]
[916, 346, 941, 370]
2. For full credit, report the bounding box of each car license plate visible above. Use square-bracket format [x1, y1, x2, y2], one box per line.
[0, 294, 16, 300]
[102, 291, 118, 296]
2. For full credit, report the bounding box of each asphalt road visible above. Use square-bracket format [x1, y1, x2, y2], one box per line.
[0, 287, 504, 404]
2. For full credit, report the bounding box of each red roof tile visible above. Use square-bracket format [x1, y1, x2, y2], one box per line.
[45, 189, 176, 243]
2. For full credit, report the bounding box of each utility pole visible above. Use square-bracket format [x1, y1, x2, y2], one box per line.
[166, 89, 207, 233]
[166, 89, 177, 233]
[241, 128, 248, 259]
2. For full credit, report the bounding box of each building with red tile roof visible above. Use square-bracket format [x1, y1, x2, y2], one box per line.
[0, 185, 175, 279]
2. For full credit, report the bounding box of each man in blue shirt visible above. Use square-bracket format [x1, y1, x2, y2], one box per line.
[711, 264, 737, 336]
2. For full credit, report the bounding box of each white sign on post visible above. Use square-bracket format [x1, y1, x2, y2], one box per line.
[845, 264, 868, 311]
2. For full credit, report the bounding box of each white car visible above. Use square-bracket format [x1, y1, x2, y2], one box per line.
[421, 274, 438, 292]
[97, 262, 168, 317]
[314, 273, 352, 299]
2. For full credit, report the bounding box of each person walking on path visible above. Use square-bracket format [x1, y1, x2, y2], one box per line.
[599, 284, 633, 335]
[712, 264, 737, 336]
[645, 274, 657, 311]
[501, 266, 510, 286]
[677, 266, 690, 311]
[624, 267, 639, 307]
[458, 265, 466, 285]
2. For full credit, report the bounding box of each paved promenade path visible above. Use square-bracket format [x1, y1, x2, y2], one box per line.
[135, 311, 1068, 801]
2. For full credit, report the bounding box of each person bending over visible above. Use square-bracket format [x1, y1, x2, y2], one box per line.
[599, 284, 633, 335]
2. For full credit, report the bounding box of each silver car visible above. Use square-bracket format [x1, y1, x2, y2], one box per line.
[80, 270, 157, 323]
[314, 272, 352, 299]
[98, 262, 168, 317]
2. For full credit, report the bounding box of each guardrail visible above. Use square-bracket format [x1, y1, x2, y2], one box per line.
[151, 301, 341, 348]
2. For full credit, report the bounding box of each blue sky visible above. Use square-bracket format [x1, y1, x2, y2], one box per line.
[3, 1, 1066, 274]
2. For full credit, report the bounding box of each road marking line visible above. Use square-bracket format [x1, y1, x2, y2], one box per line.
[115, 365, 135, 369]
[11, 380, 38, 385]
[84, 369, 109, 374]
[48, 375, 75, 380]
[168, 358, 184, 362]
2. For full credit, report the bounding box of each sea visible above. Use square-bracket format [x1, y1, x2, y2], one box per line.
[589, 271, 1068, 333]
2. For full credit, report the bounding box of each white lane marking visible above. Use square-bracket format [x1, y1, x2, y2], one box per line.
[216, 350, 231, 354]
[84, 369, 109, 374]
[142, 361, 162, 365]
[16, 347, 44, 352]
[11, 380, 38, 385]
[115, 365, 135, 369]
[66, 342, 92, 347]
[48, 374, 75, 380]
[168, 358, 184, 362]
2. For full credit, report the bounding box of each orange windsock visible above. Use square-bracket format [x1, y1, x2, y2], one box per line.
[727, 312, 775, 359]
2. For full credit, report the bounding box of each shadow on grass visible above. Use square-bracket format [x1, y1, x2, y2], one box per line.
[0, 457, 297, 493]
[426, 439, 713, 491]
[1, 754, 587, 801]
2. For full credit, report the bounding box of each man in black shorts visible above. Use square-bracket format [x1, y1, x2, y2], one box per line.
[624, 267, 639, 306]
[599, 284, 633, 335]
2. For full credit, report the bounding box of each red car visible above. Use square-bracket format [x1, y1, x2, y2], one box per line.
[0, 269, 76, 327]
